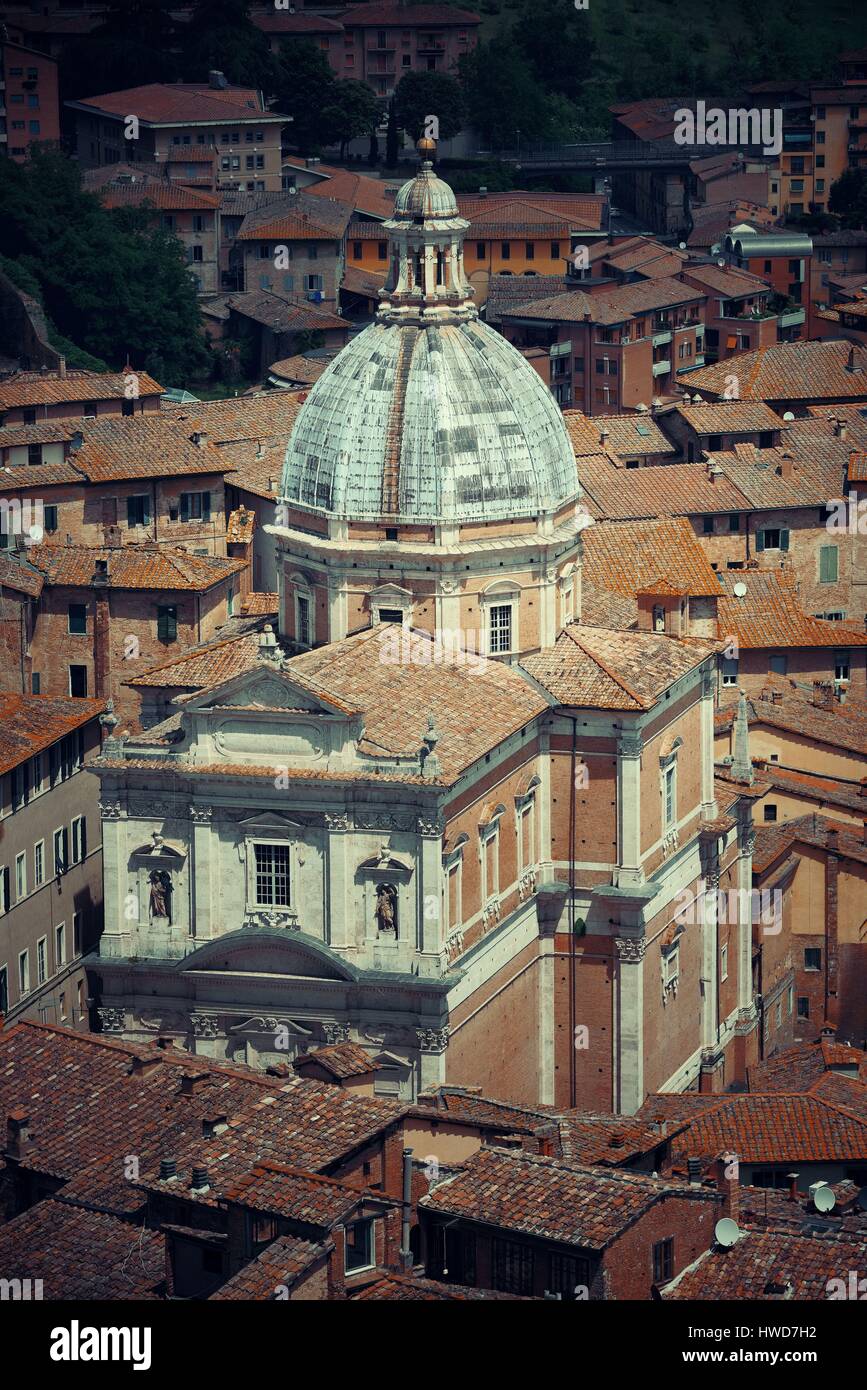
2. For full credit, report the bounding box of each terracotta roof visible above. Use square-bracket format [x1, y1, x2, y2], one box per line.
[582, 517, 722, 599]
[253, 11, 344, 33]
[484, 274, 570, 324]
[268, 352, 341, 385]
[125, 633, 261, 689]
[669, 400, 786, 435]
[29, 544, 246, 593]
[64, 415, 227, 483]
[288, 626, 548, 782]
[564, 411, 676, 460]
[226, 506, 255, 545]
[309, 168, 395, 221]
[0, 1201, 165, 1299]
[420, 1147, 701, 1249]
[209, 1235, 329, 1300]
[340, 264, 388, 298]
[336, 4, 481, 28]
[69, 84, 283, 126]
[0, 550, 44, 597]
[555, 1114, 679, 1166]
[351, 1273, 518, 1300]
[752, 764, 867, 817]
[578, 454, 748, 520]
[240, 592, 279, 616]
[237, 212, 344, 243]
[666, 1090, 867, 1164]
[522, 624, 717, 711]
[220, 438, 288, 499]
[687, 339, 867, 402]
[0, 421, 75, 448]
[503, 275, 704, 327]
[717, 570, 867, 650]
[0, 692, 104, 774]
[0, 460, 84, 488]
[716, 681, 867, 758]
[296, 1042, 377, 1079]
[99, 183, 220, 211]
[225, 292, 346, 333]
[163, 391, 303, 445]
[749, 1039, 867, 1094]
[662, 1230, 867, 1300]
[224, 1162, 370, 1224]
[680, 261, 769, 298]
[711, 442, 846, 507]
[239, 188, 353, 240]
[753, 814, 867, 874]
[0, 369, 163, 410]
[579, 580, 639, 630]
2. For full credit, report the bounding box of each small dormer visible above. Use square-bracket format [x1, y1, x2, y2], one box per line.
[637, 579, 689, 637]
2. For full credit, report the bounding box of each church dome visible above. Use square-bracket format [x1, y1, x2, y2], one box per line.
[279, 142, 579, 526]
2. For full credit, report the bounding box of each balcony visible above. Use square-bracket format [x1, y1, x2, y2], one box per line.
[652, 359, 671, 376]
[652, 329, 671, 347]
[778, 307, 806, 328]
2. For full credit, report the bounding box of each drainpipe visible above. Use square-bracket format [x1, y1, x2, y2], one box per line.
[400, 1146, 413, 1268]
[569, 715, 578, 1108]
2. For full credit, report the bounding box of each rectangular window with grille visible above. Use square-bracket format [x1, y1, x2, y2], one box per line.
[489, 604, 512, 654]
[492, 1239, 534, 1296]
[653, 1237, 674, 1283]
[254, 843, 290, 906]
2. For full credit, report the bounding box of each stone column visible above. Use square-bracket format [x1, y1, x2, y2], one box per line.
[700, 864, 720, 1051]
[417, 816, 445, 955]
[615, 935, 646, 1115]
[617, 729, 643, 887]
[324, 812, 352, 950]
[700, 665, 717, 819]
[538, 925, 556, 1105]
[416, 1026, 449, 1095]
[737, 819, 755, 1015]
[98, 800, 130, 957]
[190, 806, 214, 940]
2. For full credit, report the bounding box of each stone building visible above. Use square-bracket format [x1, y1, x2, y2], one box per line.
[89, 145, 764, 1113]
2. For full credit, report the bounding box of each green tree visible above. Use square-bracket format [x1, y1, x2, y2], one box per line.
[0, 151, 209, 383]
[512, 0, 595, 104]
[829, 170, 867, 229]
[321, 80, 382, 160]
[459, 38, 572, 148]
[393, 71, 465, 144]
[182, 0, 278, 90]
[273, 39, 338, 153]
[60, 0, 180, 100]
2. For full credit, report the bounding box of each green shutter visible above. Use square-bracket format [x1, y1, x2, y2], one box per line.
[755, 530, 765, 552]
[780, 528, 790, 551]
[141, 495, 151, 527]
[180, 493, 189, 522]
[202, 491, 211, 523]
[126, 496, 137, 526]
[819, 545, 838, 582]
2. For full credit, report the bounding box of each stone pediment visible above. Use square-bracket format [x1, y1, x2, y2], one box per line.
[179, 664, 358, 720]
[179, 929, 358, 983]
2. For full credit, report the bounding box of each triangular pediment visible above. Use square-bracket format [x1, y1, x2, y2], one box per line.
[176, 663, 359, 720]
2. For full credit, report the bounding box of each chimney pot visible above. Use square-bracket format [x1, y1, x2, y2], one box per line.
[190, 1164, 209, 1191]
[180, 1071, 213, 1097]
[159, 1156, 177, 1181]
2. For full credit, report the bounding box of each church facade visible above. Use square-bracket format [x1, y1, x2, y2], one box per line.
[89, 144, 764, 1111]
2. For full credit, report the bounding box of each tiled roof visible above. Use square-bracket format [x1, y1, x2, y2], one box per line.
[225, 292, 346, 333]
[484, 274, 569, 324]
[337, 4, 482, 28]
[680, 261, 769, 298]
[414, 1088, 557, 1134]
[0, 1201, 165, 1299]
[341, 264, 388, 298]
[666, 1091, 867, 1163]
[125, 633, 261, 689]
[99, 183, 220, 211]
[711, 442, 846, 507]
[522, 624, 717, 710]
[305, 170, 394, 222]
[582, 517, 722, 598]
[29, 544, 246, 593]
[224, 1162, 368, 1224]
[459, 191, 606, 224]
[237, 212, 344, 243]
[578, 454, 748, 519]
[269, 352, 341, 385]
[0, 550, 44, 597]
[240, 592, 279, 616]
[717, 570, 867, 649]
[239, 188, 353, 240]
[502, 275, 704, 326]
[749, 1039, 867, 1094]
[351, 1273, 518, 1300]
[288, 626, 548, 782]
[687, 339, 867, 402]
[579, 580, 639, 630]
[164, 390, 302, 445]
[564, 410, 676, 459]
[209, 1235, 330, 1300]
[555, 1113, 678, 1166]
[0, 692, 104, 774]
[716, 681, 867, 757]
[669, 400, 786, 435]
[662, 1230, 867, 1300]
[69, 84, 282, 126]
[297, 1042, 377, 1079]
[254, 11, 344, 33]
[753, 814, 867, 874]
[221, 438, 293, 499]
[420, 1147, 698, 1249]
[752, 764, 867, 817]
[0, 369, 163, 410]
[65, 415, 227, 483]
[226, 506, 255, 545]
[0, 460, 84, 488]
[0, 421, 75, 448]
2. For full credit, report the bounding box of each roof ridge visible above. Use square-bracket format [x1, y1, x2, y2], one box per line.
[563, 627, 648, 708]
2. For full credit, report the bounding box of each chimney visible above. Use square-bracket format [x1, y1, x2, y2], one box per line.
[834, 418, 847, 439]
[787, 1172, 800, 1203]
[179, 1071, 212, 1097]
[159, 1156, 178, 1181]
[608, 1130, 625, 1150]
[190, 1163, 210, 1193]
[687, 1156, 702, 1185]
[826, 824, 839, 854]
[777, 454, 793, 479]
[400, 1147, 413, 1268]
[714, 1155, 740, 1224]
[58, 356, 67, 380]
[5, 1108, 33, 1161]
[209, 70, 228, 90]
[812, 680, 835, 711]
[191, 430, 208, 448]
[129, 1054, 164, 1078]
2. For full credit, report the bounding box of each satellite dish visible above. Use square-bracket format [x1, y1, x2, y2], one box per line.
[733, 581, 748, 598]
[813, 1185, 836, 1213]
[678, 241, 686, 250]
[711, 243, 721, 254]
[715, 1217, 740, 1248]
[717, 258, 726, 268]
[782, 411, 795, 421]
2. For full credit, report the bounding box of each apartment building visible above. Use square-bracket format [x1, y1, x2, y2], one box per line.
[234, 189, 352, 309]
[326, 3, 481, 100]
[65, 75, 289, 193]
[97, 179, 222, 295]
[0, 367, 163, 427]
[0, 692, 104, 1027]
[0, 39, 60, 160]
[723, 229, 812, 319]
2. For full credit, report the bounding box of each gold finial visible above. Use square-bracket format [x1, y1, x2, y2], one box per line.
[417, 135, 436, 161]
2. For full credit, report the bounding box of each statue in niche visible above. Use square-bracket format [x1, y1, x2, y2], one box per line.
[148, 869, 172, 923]
[375, 882, 397, 936]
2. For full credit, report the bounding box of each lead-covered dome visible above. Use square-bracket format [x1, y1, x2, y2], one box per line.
[279, 141, 579, 525]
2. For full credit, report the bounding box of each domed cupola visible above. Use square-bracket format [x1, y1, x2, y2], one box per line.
[272, 141, 588, 659]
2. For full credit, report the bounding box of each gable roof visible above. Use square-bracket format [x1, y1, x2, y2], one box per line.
[564, 410, 676, 460]
[582, 517, 722, 599]
[716, 570, 867, 649]
[28, 545, 246, 593]
[0, 692, 104, 774]
[715, 681, 867, 757]
[687, 340, 867, 402]
[522, 624, 717, 710]
[67, 84, 284, 126]
[662, 1229, 867, 1300]
[0, 369, 163, 411]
